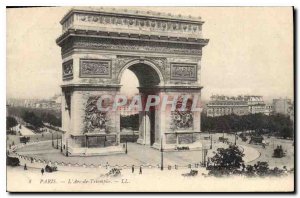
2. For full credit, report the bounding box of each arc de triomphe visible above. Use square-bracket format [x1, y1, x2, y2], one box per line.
[56, 8, 209, 156]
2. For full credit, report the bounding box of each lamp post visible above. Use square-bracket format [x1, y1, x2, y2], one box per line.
[125, 140, 128, 154]
[210, 132, 213, 149]
[234, 131, 237, 145]
[56, 133, 59, 149]
[66, 138, 69, 157]
[132, 128, 134, 143]
[51, 132, 54, 147]
[61, 136, 63, 152]
[160, 135, 164, 171]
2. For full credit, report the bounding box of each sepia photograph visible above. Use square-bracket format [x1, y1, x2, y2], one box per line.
[6, 6, 294, 192]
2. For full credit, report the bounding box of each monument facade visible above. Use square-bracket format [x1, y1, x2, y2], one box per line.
[56, 7, 209, 156]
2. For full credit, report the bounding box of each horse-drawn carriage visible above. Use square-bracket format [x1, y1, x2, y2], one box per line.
[45, 165, 58, 172]
[273, 145, 286, 158]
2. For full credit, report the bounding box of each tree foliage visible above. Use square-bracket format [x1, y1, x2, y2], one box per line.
[6, 116, 18, 130]
[41, 112, 61, 127]
[207, 145, 290, 177]
[21, 111, 44, 129]
[120, 114, 139, 130]
[208, 145, 244, 176]
[201, 113, 294, 138]
[8, 106, 61, 127]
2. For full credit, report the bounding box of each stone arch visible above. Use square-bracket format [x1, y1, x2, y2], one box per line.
[117, 59, 165, 86]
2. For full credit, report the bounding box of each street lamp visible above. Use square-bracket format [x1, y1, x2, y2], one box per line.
[160, 135, 164, 171]
[132, 128, 134, 143]
[51, 132, 54, 147]
[66, 138, 69, 157]
[234, 131, 237, 145]
[61, 137, 63, 152]
[210, 132, 213, 149]
[125, 140, 128, 154]
[56, 133, 59, 149]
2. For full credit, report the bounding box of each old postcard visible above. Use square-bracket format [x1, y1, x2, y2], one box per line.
[6, 6, 294, 192]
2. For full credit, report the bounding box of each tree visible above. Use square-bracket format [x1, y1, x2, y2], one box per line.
[120, 114, 139, 130]
[208, 145, 245, 176]
[6, 116, 18, 130]
[22, 111, 44, 129]
[41, 112, 61, 127]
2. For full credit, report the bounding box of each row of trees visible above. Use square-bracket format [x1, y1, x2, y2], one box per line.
[8, 111, 61, 132]
[22, 111, 44, 129]
[41, 112, 61, 127]
[7, 107, 62, 129]
[201, 113, 294, 139]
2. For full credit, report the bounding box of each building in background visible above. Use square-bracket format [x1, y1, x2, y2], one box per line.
[264, 104, 273, 116]
[206, 95, 250, 117]
[244, 95, 266, 114]
[273, 98, 294, 121]
[206, 95, 268, 117]
[7, 94, 61, 111]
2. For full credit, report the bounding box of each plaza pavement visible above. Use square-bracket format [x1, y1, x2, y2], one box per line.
[15, 138, 260, 168]
[12, 132, 294, 170]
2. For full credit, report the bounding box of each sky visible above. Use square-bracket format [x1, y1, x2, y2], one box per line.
[6, 7, 294, 102]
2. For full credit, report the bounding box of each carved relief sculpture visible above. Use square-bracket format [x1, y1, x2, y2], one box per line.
[62, 59, 73, 80]
[80, 59, 111, 78]
[84, 96, 109, 134]
[170, 98, 194, 130]
[170, 63, 197, 81]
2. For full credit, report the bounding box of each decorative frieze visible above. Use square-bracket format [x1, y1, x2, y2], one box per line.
[80, 59, 112, 78]
[65, 12, 203, 35]
[170, 63, 197, 81]
[71, 37, 202, 55]
[62, 59, 73, 80]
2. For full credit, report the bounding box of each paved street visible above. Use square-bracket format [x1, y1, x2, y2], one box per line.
[13, 132, 294, 170]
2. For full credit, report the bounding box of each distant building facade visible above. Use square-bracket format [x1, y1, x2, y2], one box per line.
[206, 95, 267, 117]
[272, 98, 294, 120]
[245, 95, 266, 114]
[264, 104, 273, 116]
[7, 94, 61, 111]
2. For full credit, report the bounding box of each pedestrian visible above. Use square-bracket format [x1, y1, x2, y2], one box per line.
[41, 168, 44, 175]
[24, 164, 27, 170]
[132, 165, 134, 173]
[139, 166, 142, 174]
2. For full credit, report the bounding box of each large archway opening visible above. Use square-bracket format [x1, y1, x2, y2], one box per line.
[119, 62, 162, 146]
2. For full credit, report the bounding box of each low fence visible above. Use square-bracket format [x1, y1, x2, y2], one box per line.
[8, 141, 207, 172]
